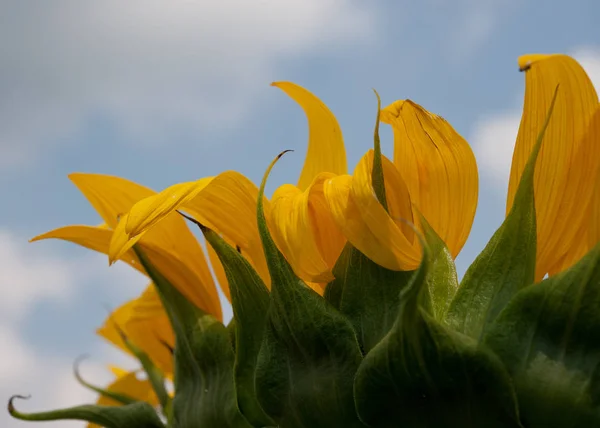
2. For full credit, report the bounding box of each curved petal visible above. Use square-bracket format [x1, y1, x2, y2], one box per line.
[269, 173, 345, 284]
[70, 173, 221, 319]
[97, 285, 174, 375]
[508, 54, 599, 279]
[381, 100, 478, 258]
[119, 171, 270, 286]
[272, 82, 347, 190]
[30, 225, 145, 274]
[324, 151, 421, 271]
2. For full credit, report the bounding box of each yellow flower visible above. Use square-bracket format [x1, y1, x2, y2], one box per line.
[31, 173, 222, 320]
[111, 84, 479, 284]
[508, 54, 600, 280]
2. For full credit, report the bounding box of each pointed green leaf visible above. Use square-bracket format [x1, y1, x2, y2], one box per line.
[8, 396, 164, 427]
[484, 243, 600, 427]
[420, 214, 459, 321]
[353, 244, 522, 428]
[445, 87, 558, 341]
[134, 246, 252, 428]
[201, 224, 275, 427]
[254, 152, 365, 428]
[371, 89, 388, 211]
[329, 243, 413, 354]
[73, 356, 139, 406]
[112, 323, 171, 415]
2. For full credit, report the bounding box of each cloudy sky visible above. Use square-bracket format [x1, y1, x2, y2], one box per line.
[1, 1, 599, 426]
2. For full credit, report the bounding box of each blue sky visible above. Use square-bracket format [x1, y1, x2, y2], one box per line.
[1, 1, 599, 426]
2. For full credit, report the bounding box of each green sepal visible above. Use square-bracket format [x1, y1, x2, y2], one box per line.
[419, 213, 459, 321]
[353, 242, 522, 428]
[370, 89, 388, 211]
[200, 224, 275, 427]
[8, 395, 165, 427]
[112, 321, 171, 416]
[254, 152, 365, 428]
[445, 86, 559, 341]
[133, 246, 252, 428]
[328, 243, 413, 354]
[73, 356, 139, 406]
[484, 243, 600, 427]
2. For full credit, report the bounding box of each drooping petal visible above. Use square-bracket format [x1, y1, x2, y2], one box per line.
[118, 171, 270, 286]
[324, 150, 421, 271]
[30, 225, 144, 274]
[269, 173, 345, 284]
[69, 173, 222, 319]
[508, 54, 599, 279]
[381, 100, 478, 258]
[272, 82, 347, 190]
[97, 284, 174, 375]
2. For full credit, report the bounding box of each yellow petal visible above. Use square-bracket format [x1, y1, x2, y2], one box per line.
[381, 100, 478, 258]
[69, 173, 155, 228]
[269, 173, 345, 283]
[272, 82, 347, 190]
[70, 173, 222, 320]
[508, 54, 599, 279]
[97, 284, 174, 375]
[30, 225, 145, 274]
[324, 151, 421, 271]
[122, 171, 271, 286]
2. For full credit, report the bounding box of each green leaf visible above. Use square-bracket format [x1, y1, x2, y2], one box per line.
[8, 396, 164, 428]
[329, 243, 414, 354]
[370, 89, 388, 211]
[353, 243, 522, 428]
[201, 224, 275, 427]
[420, 214, 459, 321]
[111, 322, 171, 416]
[73, 356, 139, 406]
[484, 243, 600, 427]
[254, 152, 365, 428]
[445, 86, 559, 341]
[134, 246, 252, 428]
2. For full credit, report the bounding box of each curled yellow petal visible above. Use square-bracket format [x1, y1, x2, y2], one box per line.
[121, 171, 270, 286]
[30, 225, 145, 274]
[272, 82, 347, 190]
[508, 54, 599, 279]
[97, 284, 174, 375]
[269, 173, 345, 284]
[324, 150, 421, 271]
[381, 100, 478, 258]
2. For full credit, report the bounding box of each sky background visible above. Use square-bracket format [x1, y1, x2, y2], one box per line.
[1, 1, 599, 426]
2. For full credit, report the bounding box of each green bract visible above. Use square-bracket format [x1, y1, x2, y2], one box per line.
[11, 84, 600, 428]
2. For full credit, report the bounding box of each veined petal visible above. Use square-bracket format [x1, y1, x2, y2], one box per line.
[381, 100, 478, 258]
[272, 82, 347, 190]
[30, 225, 144, 274]
[324, 151, 421, 271]
[69, 173, 155, 229]
[97, 285, 174, 375]
[68, 173, 222, 319]
[508, 54, 599, 279]
[121, 171, 271, 286]
[269, 173, 345, 284]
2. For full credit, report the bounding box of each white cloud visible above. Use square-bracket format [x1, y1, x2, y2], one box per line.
[0, 0, 376, 169]
[470, 48, 600, 189]
[0, 229, 146, 427]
